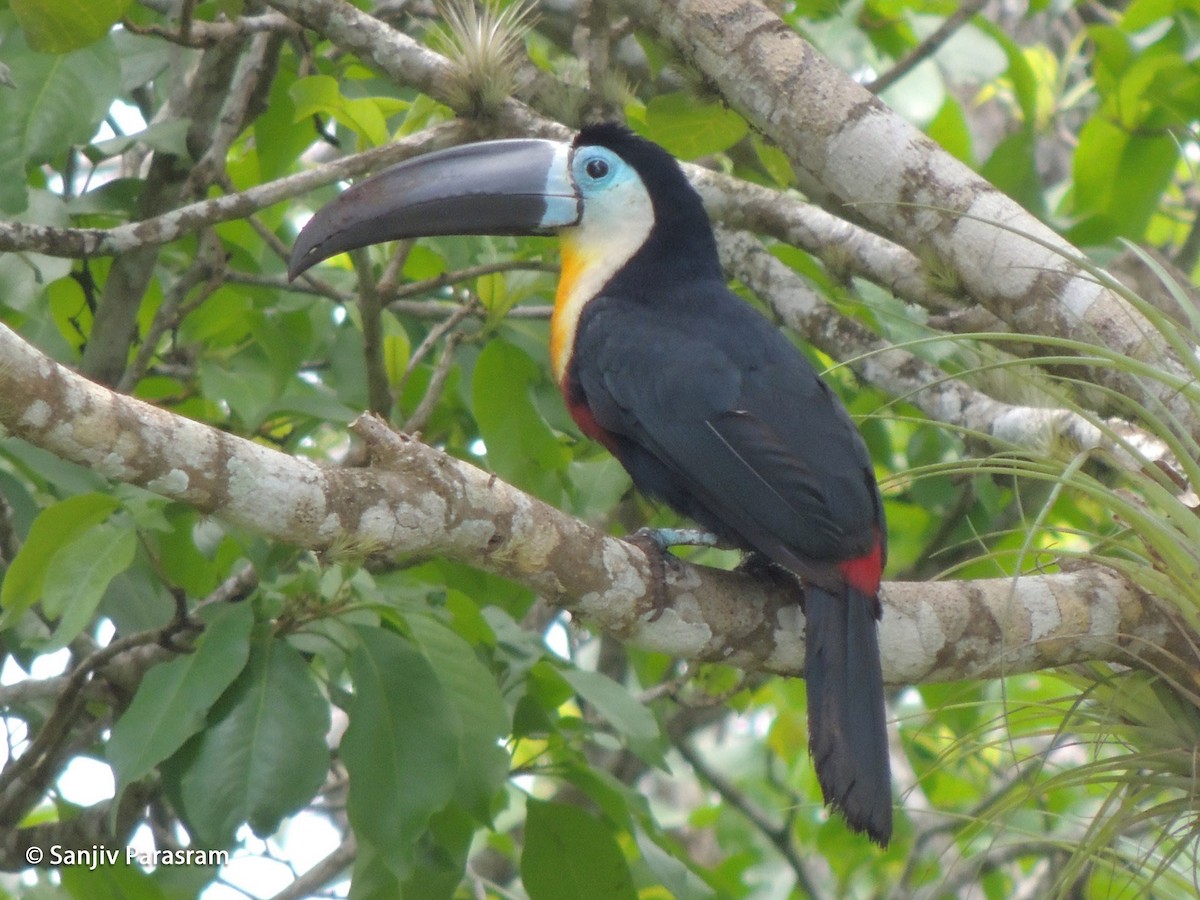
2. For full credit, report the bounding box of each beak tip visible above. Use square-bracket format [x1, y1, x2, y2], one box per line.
[286, 253, 309, 282]
[287, 234, 325, 282]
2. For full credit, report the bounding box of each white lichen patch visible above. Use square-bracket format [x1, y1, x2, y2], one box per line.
[69, 407, 123, 459]
[160, 422, 221, 474]
[46, 421, 95, 465]
[62, 380, 92, 416]
[824, 110, 908, 209]
[504, 497, 557, 569]
[455, 516, 500, 551]
[20, 399, 51, 429]
[97, 451, 132, 479]
[1025, 579, 1063, 643]
[602, 539, 647, 600]
[883, 600, 948, 682]
[632, 595, 713, 656]
[358, 499, 410, 545]
[1058, 268, 1107, 320]
[224, 451, 328, 538]
[953, 193, 1065, 299]
[146, 468, 191, 495]
[1086, 582, 1119, 638]
[767, 603, 807, 670]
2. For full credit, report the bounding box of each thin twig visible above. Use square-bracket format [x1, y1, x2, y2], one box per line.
[121, 11, 298, 47]
[118, 229, 226, 393]
[266, 833, 356, 900]
[403, 331, 466, 434]
[675, 738, 822, 899]
[352, 246, 395, 417]
[397, 299, 479, 398]
[0, 620, 197, 827]
[389, 260, 557, 302]
[865, 0, 988, 94]
[389, 300, 550, 319]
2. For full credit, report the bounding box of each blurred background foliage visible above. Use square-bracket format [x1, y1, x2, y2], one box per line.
[1, 0, 1199, 898]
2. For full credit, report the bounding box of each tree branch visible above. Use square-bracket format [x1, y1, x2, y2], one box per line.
[716, 229, 1186, 486]
[0, 323, 1193, 685]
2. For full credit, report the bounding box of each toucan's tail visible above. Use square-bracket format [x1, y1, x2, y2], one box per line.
[804, 582, 892, 846]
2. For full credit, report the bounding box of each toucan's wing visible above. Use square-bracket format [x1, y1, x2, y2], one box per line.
[573, 292, 880, 568]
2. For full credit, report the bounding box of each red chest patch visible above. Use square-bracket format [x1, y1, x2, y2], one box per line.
[567, 394, 619, 453]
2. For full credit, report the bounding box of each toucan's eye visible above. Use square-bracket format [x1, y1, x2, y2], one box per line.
[585, 158, 609, 180]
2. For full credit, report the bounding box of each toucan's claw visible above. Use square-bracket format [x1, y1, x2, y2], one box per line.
[626, 529, 670, 621]
[736, 551, 805, 612]
[626, 527, 720, 621]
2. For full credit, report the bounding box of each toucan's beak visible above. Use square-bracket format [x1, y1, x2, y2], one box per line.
[288, 139, 580, 280]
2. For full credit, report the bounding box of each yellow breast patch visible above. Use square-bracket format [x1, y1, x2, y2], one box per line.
[548, 213, 653, 386]
[550, 237, 592, 386]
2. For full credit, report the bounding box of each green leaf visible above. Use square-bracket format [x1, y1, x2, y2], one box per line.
[85, 119, 192, 163]
[977, 20, 1040, 126]
[566, 455, 632, 521]
[559, 667, 666, 767]
[11, 0, 131, 53]
[0, 28, 120, 212]
[40, 522, 138, 650]
[348, 842, 404, 900]
[0, 492, 120, 628]
[112, 27, 170, 94]
[398, 805, 477, 899]
[521, 799, 637, 900]
[980, 129, 1043, 216]
[634, 825, 716, 900]
[289, 74, 344, 122]
[0, 189, 73, 311]
[108, 602, 255, 787]
[168, 630, 331, 847]
[750, 133, 795, 187]
[402, 244, 447, 281]
[289, 74, 390, 148]
[342, 626, 462, 878]
[254, 63, 314, 182]
[926, 96, 973, 165]
[1070, 116, 1178, 243]
[406, 614, 511, 824]
[471, 340, 571, 498]
[633, 92, 749, 159]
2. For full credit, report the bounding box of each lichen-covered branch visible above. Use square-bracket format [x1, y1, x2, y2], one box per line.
[0, 323, 1191, 684]
[717, 229, 1183, 483]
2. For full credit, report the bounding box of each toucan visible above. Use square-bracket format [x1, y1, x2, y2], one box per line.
[289, 123, 893, 845]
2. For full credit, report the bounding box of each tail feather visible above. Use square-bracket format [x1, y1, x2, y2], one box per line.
[804, 583, 892, 846]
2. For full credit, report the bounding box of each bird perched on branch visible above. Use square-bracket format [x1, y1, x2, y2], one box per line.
[290, 123, 893, 845]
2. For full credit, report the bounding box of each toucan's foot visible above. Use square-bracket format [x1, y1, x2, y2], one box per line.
[625, 528, 720, 621]
[626, 529, 670, 621]
[631, 527, 721, 552]
[157, 590, 204, 653]
[736, 551, 805, 610]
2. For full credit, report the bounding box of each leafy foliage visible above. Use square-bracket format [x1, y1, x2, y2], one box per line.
[1, 1, 1199, 899]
